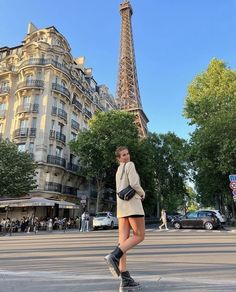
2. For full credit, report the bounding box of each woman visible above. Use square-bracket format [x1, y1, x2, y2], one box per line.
[105, 146, 145, 291]
[159, 209, 168, 230]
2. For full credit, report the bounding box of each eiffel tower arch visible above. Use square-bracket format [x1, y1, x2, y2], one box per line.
[116, 0, 149, 137]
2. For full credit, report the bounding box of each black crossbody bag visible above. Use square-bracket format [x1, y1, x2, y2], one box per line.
[117, 163, 135, 201]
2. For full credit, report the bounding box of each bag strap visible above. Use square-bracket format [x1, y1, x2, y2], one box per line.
[120, 163, 126, 180]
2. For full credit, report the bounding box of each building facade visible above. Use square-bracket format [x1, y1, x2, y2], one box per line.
[0, 23, 116, 215]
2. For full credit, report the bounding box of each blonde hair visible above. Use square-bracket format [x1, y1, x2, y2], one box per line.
[115, 146, 128, 158]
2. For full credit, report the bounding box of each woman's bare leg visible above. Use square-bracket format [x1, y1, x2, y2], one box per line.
[118, 218, 130, 272]
[119, 217, 145, 253]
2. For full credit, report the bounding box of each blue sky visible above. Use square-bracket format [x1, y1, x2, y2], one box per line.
[1, 0, 236, 139]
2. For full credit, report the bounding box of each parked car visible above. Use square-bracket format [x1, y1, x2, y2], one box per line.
[172, 211, 220, 230]
[93, 212, 118, 230]
[198, 209, 226, 224]
[167, 213, 182, 222]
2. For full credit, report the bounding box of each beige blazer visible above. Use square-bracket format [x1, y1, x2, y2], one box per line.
[116, 161, 145, 218]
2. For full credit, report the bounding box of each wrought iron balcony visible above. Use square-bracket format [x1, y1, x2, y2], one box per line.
[63, 185, 78, 196]
[67, 162, 79, 172]
[44, 181, 62, 193]
[72, 95, 83, 111]
[51, 107, 67, 121]
[13, 128, 37, 138]
[52, 83, 70, 99]
[0, 109, 6, 118]
[19, 58, 50, 68]
[49, 130, 66, 143]
[16, 103, 39, 114]
[83, 108, 92, 118]
[58, 108, 67, 121]
[71, 119, 80, 131]
[0, 86, 10, 95]
[47, 155, 66, 168]
[51, 60, 70, 75]
[17, 80, 44, 90]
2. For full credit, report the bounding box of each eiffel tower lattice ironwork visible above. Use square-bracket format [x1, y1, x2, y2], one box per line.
[116, 0, 149, 137]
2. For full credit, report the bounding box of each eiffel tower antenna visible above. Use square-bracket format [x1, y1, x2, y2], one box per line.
[116, 0, 149, 137]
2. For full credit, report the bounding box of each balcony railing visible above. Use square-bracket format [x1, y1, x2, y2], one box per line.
[19, 58, 50, 68]
[44, 182, 62, 193]
[13, 127, 37, 138]
[17, 80, 44, 90]
[51, 107, 67, 121]
[72, 95, 83, 111]
[58, 108, 67, 121]
[0, 109, 6, 118]
[63, 185, 78, 196]
[51, 60, 70, 75]
[83, 108, 92, 119]
[49, 130, 66, 143]
[0, 86, 10, 95]
[67, 162, 79, 172]
[71, 119, 80, 131]
[16, 103, 39, 114]
[47, 155, 66, 168]
[52, 83, 70, 99]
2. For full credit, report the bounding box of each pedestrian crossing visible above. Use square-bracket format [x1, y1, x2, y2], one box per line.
[146, 227, 236, 233]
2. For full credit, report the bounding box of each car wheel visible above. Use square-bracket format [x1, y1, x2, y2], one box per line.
[110, 222, 114, 229]
[174, 222, 181, 229]
[205, 222, 213, 230]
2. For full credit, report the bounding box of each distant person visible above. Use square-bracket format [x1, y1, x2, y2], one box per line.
[104, 146, 145, 291]
[159, 209, 168, 230]
[80, 212, 86, 232]
[85, 212, 90, 232]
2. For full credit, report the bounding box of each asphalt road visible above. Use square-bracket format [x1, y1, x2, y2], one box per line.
[0, 228, 236, 291]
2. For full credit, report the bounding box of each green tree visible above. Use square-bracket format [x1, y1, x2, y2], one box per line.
[184, 58, 236, 215]
[0, 139, 37, 197]
[147, 132, 189, 214]
[70, 110, 141, 213]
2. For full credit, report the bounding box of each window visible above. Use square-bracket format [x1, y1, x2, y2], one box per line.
[0, 123, 3, 133]
[53, 97, 57, 107]
[58, 122, 63, 133]
[72, 112, 77, 121]
[23, 96, 30, 105]
[0, 103, 6, 110]
[51, 120, 55, 130]
[59, 100, 65, 110]
[32, 117, 37, 128]
[34, 95, 40, 104]
[17, 144, 26, 152]
[29, 142, 34, 153]
[186, 212, 197, 219]
[49, 144, 53, 155]
[70, 132, 76, 141]
[19, 119, 28, 129]
[56, 146, 63, 157]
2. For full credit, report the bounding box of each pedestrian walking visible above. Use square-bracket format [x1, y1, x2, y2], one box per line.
[80, 211, 86, 232]
[105, 146, 145, 291]
[159, 209, 169, 230]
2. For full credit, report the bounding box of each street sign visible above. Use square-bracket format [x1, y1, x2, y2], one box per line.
[80, 199, 87, 204]
[229, 181, 236, 190]
[229, 174, 236, 182]
[233, 190, 236, 196]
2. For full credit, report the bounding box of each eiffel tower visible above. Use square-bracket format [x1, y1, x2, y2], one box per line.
[116, 0, 149, 137]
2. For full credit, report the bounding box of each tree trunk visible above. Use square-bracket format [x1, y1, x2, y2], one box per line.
[96, 180, 104, 214]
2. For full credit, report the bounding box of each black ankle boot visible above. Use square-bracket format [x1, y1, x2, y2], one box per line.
[104, 246, 123, 277]
[120, 271, 141, 291]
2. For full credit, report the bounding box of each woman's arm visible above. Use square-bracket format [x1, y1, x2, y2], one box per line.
[126, 162, 145, 199]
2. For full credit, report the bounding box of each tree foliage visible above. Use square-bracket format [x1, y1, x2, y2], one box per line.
[70, 111, 141, 213]
[147, 132, 189, 214]
[0, 139, 37, 197]
[184, 58, 236, 214]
